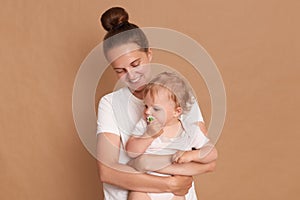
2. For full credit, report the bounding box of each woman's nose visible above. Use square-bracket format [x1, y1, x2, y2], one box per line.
[126, 67, 135, 78]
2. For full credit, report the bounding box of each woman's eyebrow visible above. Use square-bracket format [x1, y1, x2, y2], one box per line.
[112, 67, 124, 70]
[130, 58, 141, 65]
[112, 58, 141, 70]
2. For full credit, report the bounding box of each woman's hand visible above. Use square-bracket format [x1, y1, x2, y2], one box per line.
[168, 175, 193, 196]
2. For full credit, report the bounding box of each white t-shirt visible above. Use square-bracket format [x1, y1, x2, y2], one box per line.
[132, 119, 209, 155]
[131, 119, 209, 200]
[97, 87, 204, 200]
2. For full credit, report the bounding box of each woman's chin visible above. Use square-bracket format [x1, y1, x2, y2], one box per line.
[128, 83, 146, 92]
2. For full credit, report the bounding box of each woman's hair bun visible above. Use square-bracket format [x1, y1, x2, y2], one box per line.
[100, 7, 129, 31]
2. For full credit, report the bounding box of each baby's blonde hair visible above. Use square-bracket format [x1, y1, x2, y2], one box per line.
[144, 72, 195, 113]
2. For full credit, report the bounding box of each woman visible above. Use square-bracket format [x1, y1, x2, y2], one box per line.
[96, 7, 217, 200]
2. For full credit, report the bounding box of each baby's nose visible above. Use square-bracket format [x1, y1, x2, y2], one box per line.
[144, 108, 151, 115]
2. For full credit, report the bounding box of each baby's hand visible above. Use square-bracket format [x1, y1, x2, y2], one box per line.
[145, 116, 163, 138]
[172, 150, 194, 164]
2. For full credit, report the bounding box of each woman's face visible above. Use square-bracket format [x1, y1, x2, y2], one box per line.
[107, 43, 152, 93]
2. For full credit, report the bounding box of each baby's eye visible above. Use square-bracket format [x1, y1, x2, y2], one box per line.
[153, 107, 160, 111]
[144, 105, 148, 109]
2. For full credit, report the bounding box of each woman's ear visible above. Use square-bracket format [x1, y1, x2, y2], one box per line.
[147, 48, 153, 62]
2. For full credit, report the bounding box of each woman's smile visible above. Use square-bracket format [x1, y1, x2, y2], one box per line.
[128, 75, 142, 83]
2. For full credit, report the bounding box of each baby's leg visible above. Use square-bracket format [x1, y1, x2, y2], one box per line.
[172, 195, 186, 200]
[128, 191, 151, 200]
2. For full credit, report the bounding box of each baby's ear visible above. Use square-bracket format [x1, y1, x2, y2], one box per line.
[174, 106, 182, 117]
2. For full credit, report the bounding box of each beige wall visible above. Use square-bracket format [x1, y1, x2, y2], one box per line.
[1, 0, 299, 199]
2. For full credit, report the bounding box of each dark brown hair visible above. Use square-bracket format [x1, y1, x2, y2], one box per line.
[100, 7, 149, 58]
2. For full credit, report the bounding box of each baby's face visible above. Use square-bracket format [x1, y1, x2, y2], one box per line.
[143, 88, 180, 126]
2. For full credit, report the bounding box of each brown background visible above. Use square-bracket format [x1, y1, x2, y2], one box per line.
[1, 0, 299, 199]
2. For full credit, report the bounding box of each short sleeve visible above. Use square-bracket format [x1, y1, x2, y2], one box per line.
[181, 99, 204, 126]
[189, 125, 210, 149]
[96, 95, 119, 136]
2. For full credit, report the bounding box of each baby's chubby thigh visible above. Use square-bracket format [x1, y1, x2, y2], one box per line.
[148, 192, 185, 200]
[128, 191, 151, 200]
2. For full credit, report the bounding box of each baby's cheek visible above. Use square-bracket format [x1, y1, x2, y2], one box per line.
[156, 112, 167, 124]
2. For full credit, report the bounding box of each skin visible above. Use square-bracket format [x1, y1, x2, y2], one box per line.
[126, 87, 218, 175]
[126, 88, 217, 200]
[126, 87, 183, 157]
[107, 43, 152, 99]
[97, 42, 217, 196]
[143, 88, 182, 127]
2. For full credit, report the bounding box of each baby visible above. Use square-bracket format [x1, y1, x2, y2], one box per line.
[126, 72, 215, 200]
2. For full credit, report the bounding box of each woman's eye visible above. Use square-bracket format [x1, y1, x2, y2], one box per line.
[115, 70, 124, 74]
[144, 105, 148, 109]
[132, 61, 141, 67]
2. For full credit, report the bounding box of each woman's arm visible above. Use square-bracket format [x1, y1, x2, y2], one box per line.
[97, 132, 193, 195]
[157, 161, 216, 176]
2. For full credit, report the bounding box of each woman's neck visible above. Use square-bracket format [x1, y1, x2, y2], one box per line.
[132, 90, 144, 99]
[129, 87, 145, 100]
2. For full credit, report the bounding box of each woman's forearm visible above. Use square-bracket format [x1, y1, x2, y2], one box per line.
[197, 146, 218, 163]
[98, 162, 168, 192]
[98, 161, 193, 195]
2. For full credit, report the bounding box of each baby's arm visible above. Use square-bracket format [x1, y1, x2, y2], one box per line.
[126, 135, 157, 158]
[126, 118, 163, 158]
[172, 121, 217, 164]
[127, 152, 216, 176]
[172, 143, 218, 164]
[127, 154, 173, 172]
[127, 143, 217, 175]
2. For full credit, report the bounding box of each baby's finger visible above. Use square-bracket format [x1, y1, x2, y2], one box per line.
[177, 157, 185, 164]
[172, 151, 183, 163]
[172, 154, 179, 163]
